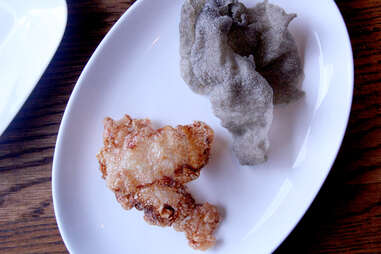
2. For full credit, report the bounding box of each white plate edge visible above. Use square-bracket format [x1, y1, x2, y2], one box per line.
[268, 0, 354, 252]
[52, 1, 143, 253]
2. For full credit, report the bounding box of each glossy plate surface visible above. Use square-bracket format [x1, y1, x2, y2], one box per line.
[0, 0, 67, 135]
[52, 0, 353, 253]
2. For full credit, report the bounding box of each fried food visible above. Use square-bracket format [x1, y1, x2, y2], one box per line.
[180, 0, 273, 165]
[97, 115, 220, 250]
[237, 1, 304, 104]
[180, 0, 304, 165]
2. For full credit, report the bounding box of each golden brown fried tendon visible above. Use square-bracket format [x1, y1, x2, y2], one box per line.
[117, 177, 220, 250]
[96, 115, 220, 250]
[97, 115, 213, 203]
[174, 202, 220, 251]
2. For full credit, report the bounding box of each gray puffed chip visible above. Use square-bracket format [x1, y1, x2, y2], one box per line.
[179, 0, 303, 165]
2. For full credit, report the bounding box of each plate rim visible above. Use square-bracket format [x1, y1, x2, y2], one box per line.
[52, 1, 144, 253]
[267, 1, 354, 252]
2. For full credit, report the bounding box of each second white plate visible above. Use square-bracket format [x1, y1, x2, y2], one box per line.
[53, 0, 353, 253]
[0, 0, 67, 135]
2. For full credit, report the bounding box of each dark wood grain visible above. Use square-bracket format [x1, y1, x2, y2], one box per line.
[0, 0, 379, 253]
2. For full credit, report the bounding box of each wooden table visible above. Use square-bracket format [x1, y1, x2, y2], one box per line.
[0, 0, 380, 253]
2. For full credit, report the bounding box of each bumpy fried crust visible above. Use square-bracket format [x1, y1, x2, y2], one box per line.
[97, 115, 213, 203]
[173, 201, 220, 250]
[97, 115, 220, 250]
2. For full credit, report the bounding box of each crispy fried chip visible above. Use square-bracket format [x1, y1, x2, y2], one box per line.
[97, 115, 220, 250]
[180, 0, 304, 165]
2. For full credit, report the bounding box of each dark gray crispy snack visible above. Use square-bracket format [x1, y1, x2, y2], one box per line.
[180, 0, 273, 165]
[180, 0, 304, 165]
[97, 115, 220, 251]
[239, 1, 304, 104]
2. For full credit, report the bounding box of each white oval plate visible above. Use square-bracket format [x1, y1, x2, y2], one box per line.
[52, 0, 353, 253]
[0, 0, 67, 135]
